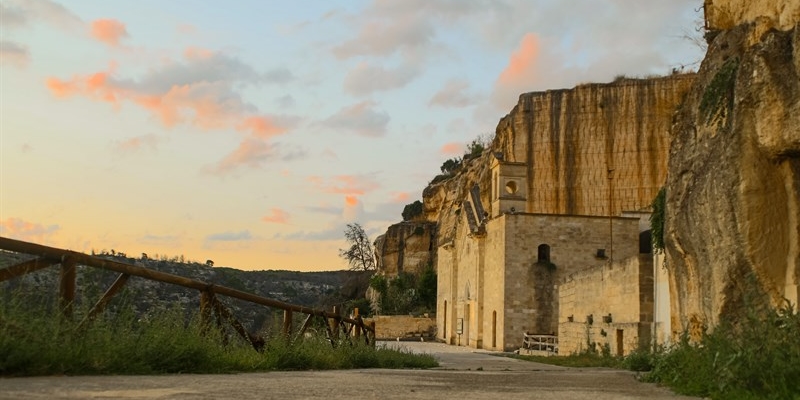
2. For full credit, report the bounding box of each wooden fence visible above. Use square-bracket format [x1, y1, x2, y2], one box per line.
[0, 236, 375, 351]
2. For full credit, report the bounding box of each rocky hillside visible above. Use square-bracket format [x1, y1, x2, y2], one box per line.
[0, 250, 367, 332]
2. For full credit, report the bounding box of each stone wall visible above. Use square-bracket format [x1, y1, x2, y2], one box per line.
[704, 0, 800, 31]
[437, 212, 641, 352]
[558, 255, 653, 356]
[364, 315, 436, 340]
[500, 213, 640, 351]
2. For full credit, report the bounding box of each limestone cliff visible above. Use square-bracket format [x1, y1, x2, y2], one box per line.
[665, 18, 800, 334]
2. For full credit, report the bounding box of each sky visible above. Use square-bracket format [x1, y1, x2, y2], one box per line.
[0, 0, 705, 271]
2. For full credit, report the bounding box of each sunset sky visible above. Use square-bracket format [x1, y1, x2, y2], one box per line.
[1, 0, 704, 271]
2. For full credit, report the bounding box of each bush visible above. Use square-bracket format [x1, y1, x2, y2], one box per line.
[402, 200, 424, 221]
[644, 303, 800, 399]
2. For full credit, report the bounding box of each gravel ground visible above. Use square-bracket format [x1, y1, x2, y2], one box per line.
[0, 341, 699, 400]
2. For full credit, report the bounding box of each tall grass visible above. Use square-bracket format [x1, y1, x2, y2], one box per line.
[643, 303, 800, 399]
[0, 297, 437, 376]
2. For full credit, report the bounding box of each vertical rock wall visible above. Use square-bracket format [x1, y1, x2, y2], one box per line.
[665, 22, 800, 334]
[493, 76, 695, 217]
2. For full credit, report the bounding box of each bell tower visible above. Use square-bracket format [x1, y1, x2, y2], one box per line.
[490, 153, 528, 217]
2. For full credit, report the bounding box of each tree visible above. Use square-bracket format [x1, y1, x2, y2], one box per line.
[339, 223, 376, 271]
[402, 200, 424, 221]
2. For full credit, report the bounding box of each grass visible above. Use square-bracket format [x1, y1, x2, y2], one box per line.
[506, 303, 800, 400]
[0, 296, 437, 376]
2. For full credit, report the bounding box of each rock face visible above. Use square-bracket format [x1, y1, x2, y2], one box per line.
[492, 76, 695, 217]
[374, 221, 437, 277]
[665, 18, 800, 334]
[704, 0, 800, 31]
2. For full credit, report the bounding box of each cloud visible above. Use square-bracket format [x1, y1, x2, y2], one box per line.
[275, 94, 295, 108]
[0, 3, 28, 29]
[332, 16, 434, 59]
[308, 175, 380, 196]
[429, 79, 476, 108]
[262, 208, 290, 224]
[323, 101, 389, 137]
[5, 0, 83, 32]
[390, 192, 410, 203]
[205, 230, 253, 242]
[283, 196, 365, 241]
[90, 19, 128, 47]
[0, 40, 29, 68]
[208, 139, 305, 174]
[439, 142, 464, 156]
[45, 48, 300, 173]
[343, 62, 418, 96]
[112, 134, 161, 153]
[0, 217, 59, 243]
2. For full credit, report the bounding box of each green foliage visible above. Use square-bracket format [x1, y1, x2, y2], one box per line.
[401, 200, 424, 221]
[369, 268, 436, 315]
[416, 266, 437, 311]
[649, 187, 666, 252]
[338, 223, 376, 271]
[439, 157, 462, 174]
[464, 139, 484, 160]
[699, 58, 739, 132]
[643, 302, 800, 399]
[508, 349, 622, 368]
[0, 297, 436, 376]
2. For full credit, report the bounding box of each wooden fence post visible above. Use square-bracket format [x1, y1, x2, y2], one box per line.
[282, 309, 293, 339]
[331, 306, 340, 340]
[59, 257, 77, 319]
[199, 289, 214, 333]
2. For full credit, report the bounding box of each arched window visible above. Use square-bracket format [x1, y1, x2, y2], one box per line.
[537, 244, 551, 263]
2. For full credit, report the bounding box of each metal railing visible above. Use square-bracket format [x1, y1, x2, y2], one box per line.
[0, 236, 375, 351]
[522, 333, 558, 355]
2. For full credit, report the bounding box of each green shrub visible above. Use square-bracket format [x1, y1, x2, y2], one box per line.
[644, 303, 800, 399]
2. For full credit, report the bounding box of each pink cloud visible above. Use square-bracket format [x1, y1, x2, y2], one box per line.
[498, 33, 540, 86]
[0, 217, 59, 243]
[390, 192, 410, 203]
[210, 138, 275, 173]
[113, 134, 160, 152]
[90, 19, 128, 47]
[45, 49, 293, 174]
[236, 116, 285, 138]
[344, 196, 359, 207]
[492, 33, 543, 110]
[262, 208, 290, 224]
[309, 175, 380, 196]
[440, 142, 464, 156]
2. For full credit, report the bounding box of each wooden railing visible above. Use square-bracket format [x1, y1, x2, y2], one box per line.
[0, 236, 375, 351]
[522, 333, 558, 355]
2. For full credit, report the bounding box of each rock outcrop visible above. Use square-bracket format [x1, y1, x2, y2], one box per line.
[665, 14, 800, 334]
[374, 221, 437, 276]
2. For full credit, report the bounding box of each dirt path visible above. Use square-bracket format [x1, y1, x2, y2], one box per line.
[0, 341, 699, 400]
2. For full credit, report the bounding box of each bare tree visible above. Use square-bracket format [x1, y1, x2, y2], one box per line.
[339, 223, 376, 271]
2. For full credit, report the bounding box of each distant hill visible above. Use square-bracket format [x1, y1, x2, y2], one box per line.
[0, 250, 370, 332]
